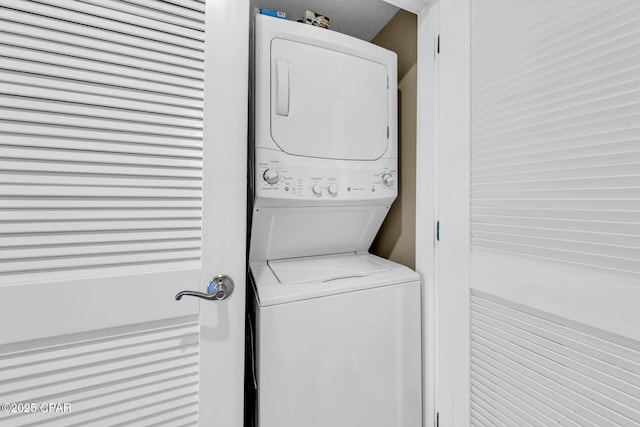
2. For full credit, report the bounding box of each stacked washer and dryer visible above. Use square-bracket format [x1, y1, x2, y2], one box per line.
[248, 13, 421, 427]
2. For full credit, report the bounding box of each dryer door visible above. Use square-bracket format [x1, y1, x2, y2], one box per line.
[271, 38, 389, 160]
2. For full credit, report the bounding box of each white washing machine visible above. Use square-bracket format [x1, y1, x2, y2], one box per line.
[248, 13, 421, 427]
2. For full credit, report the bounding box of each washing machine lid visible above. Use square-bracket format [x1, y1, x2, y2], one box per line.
[270, 38, 389, 160]
[251, 253, 420, 306]
[268, 253, 390, 285]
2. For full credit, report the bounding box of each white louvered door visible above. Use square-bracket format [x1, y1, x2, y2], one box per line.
[0, 0, 248, 426]
[437, 0, 640, 425]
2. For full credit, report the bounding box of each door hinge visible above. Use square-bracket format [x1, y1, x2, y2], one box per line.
[436, 221, 440, 242]
[437, 35, 440, 54]
[436, 412, 440, 427]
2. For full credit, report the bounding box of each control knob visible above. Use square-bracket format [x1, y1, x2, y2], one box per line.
[312, 183, 323, 196]
[381, 173, 394, 187]
[328, 184, 338, 196]
[262, 169, 280, 185]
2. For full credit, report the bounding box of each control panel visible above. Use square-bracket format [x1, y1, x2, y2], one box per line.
[254, 149, 397, 205]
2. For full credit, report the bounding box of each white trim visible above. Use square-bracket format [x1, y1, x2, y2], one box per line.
[199, 1, 249, 426]
[434, 0, 471, 425]
[415, 2, 438, 426]
[384, 0, 435, 15]
[416, 0, 472, 425]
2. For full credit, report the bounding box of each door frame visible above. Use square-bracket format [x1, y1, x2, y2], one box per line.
[415, 2, 438, 427]
[415, 0, 471, 426]
[201, 1, 446, 425]
[381, 1, 446, 424]
[200, 1, 249, 426]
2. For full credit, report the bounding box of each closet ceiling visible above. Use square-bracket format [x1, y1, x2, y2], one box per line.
[249, 0, 399, 41]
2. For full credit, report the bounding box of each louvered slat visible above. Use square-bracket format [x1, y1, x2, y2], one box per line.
[471, 291, 640, 426]
[0, 159, 202, 179]
[2, 0, 204, 49]
[0, 0, 205, 284]
[0, 0, 204, 62]
[0, 10, 204, 71]
[78, 0, 204, 31]
[0, 134, 202, 158]
[0, 73, 202, 116]
[122, 0, 205, 21]
[0, 82, 202, 119]
[0, 35, 203, 89]
[474, 2, 639, 103]
[0, 174, 201, 189]
[471, 0, 640, 278]
[0, 146, 201, 168]
[0, 316, 200, 427]
[0, 229, 202, 247]
[1, 98, 202, 129]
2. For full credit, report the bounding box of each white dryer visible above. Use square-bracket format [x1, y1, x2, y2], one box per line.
[248, 13, 421, 427]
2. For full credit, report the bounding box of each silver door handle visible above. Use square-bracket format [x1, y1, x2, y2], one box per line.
[275, 59, 289, 116]
[175, 275, 234, 301]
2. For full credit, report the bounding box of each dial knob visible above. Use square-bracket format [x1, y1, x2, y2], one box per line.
[262, 169, 279, 185]
[312, 183, 323, 196]
[381, 173, 394, 187]
[328, 184, 338, 196]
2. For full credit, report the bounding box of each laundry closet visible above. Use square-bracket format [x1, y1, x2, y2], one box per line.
[245, 3, 421, 426]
